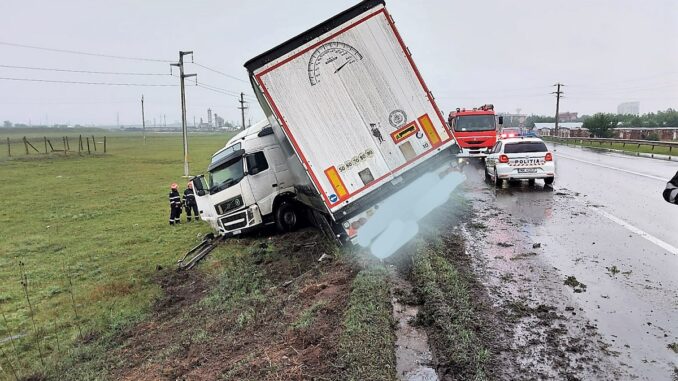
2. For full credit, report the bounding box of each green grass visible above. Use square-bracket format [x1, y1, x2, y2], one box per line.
[412, 239, 489, 381]
[545, 136, 677, 156]
[0, 131, 233, 378]
[291, 301, 328, 330]
[338, 266, 396, 381]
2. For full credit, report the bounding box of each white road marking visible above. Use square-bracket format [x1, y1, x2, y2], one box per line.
[557, 153, 666, 181]
[587, 205, 678, 256]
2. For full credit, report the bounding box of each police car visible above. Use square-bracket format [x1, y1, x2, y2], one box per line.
[485, 137, 555, 186]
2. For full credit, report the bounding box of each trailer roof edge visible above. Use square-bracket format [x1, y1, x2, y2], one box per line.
[244, 0, 386, 74]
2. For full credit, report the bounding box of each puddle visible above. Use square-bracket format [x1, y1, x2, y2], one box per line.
[392, 296, 437, 381]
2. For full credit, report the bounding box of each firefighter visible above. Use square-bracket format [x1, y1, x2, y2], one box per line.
[183, 182, 199, 221]
[663, 170, 678, 204]
[169, 183, 182, 225]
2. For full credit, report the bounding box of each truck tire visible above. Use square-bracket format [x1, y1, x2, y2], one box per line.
[544, 177, 555, 185]
[275, 201, 298, 232]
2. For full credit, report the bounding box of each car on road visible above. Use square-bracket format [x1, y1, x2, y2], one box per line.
[499, 128, 522, 139]
[485, 137, 555, 186]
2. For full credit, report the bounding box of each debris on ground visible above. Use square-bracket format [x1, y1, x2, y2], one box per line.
[564, 275, 588, 293]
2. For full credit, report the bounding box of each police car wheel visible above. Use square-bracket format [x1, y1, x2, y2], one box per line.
[275, 201, 298, 232]
[484, 167, 491, 182]
[494, 168, 502, 187]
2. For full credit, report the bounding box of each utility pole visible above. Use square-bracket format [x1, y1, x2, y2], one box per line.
[553, 83, 564, 137]
[141, 95, 146, 145]
[171, 51, 196, 177]
[238, 92, 248, 130]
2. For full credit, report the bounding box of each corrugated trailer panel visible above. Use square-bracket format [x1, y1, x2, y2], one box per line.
[252, 3, 454, 214]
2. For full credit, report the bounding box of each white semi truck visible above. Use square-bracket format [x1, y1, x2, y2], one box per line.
[191, 0, 463, 253]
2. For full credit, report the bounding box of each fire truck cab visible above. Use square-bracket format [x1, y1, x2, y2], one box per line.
[448, 104, 502, 158]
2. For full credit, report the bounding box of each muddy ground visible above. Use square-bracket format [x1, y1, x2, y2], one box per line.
[63, 229, 359, 381]
[52, 153, 678, 380]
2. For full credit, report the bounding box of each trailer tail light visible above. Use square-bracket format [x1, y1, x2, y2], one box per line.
[545, 152, 553, 161]
[508, 133, 515, 138]
[499, 154, 509, 163]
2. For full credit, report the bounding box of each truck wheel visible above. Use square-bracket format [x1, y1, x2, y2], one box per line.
[544, 177, 555, 185]
[275, 201, 298, 232]
[494, 168, 502, 187]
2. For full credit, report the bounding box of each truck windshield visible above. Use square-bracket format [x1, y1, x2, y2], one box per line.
[455, 115, 496, 132]
[208, 158, 245, 194]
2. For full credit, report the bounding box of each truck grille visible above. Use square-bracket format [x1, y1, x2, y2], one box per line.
[220, 211, 247, 230]
[216, 196, 244, 215]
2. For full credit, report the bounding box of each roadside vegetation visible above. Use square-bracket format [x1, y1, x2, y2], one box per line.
[0, 131, 230, 378]
[411, 236, 491, 381]
[338, 266, 397, 381]
[545, 136, 675, 156]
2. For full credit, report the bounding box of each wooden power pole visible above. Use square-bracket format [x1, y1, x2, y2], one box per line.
[171, 51, 197, 177]
[553, 83, 564, 137]
[238, 92, 248, 130]
[141, 94, 146, 145]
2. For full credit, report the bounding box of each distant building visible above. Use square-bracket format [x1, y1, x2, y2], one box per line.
[617, 102, 640, 115]
[614, 127, 678, 141]
[559, 112, 579, 122]
[534, 122, 588, 138]
[214, 113, 225, 128]
[207, 108, 213, 127]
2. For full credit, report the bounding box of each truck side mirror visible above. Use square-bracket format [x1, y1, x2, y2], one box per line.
[498, 116, 504, 125]
[191, 175, 206, 196]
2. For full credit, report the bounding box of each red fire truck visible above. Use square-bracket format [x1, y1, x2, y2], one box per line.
[448, 104, 502, 158]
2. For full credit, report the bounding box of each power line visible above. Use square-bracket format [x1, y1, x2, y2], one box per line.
[0, 41, 172, 63]
[0, 63, 169, 76]
[0, 76, 177, 86]
[191, 62, 249, 83]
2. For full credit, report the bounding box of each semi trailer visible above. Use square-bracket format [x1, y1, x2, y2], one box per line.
[191, 0, 464, 255]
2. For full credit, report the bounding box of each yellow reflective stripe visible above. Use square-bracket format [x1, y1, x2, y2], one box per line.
[324, 166, 348, 200]
[418, 114, 441, 147]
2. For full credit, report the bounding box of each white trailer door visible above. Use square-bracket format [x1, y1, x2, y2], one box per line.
[250, 2, 454, 213]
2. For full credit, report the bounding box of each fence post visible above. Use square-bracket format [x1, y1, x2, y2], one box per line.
[92, 135, 97, 152]
[23, 136, 29, 155]
[104, 136, 107, 153]
[6, 137, 10, 157]
[44, 137, 48, 154]
[86, 137, 91, 154]
[63, 137, 68, 156]
[66, 136, 70, 151]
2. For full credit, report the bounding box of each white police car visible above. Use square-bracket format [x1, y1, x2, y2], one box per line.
[485, 137, 555, 186]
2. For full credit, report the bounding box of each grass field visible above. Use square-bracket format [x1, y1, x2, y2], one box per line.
[0, 130, 232, 378]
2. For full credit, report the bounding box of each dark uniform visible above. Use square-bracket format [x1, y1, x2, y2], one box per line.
[663, 171, 678, 205]
[169, 188, 182, 225]
[183, 187, 199, 221]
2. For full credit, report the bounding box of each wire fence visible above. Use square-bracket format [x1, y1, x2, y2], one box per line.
[0, 135, 107, 159]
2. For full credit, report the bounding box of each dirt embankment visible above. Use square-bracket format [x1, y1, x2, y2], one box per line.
[60, 229, 360, 381]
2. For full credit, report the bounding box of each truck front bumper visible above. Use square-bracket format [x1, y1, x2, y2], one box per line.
[217, 205, 264, 237]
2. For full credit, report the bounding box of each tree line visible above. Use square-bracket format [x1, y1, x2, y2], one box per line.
[525, 108, 678, 128]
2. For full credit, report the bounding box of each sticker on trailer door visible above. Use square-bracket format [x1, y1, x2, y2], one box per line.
[308, 42, 364, 86]
[388, 109, 407, 128]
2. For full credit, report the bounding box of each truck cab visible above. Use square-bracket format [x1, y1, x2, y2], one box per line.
[448, 104, 502, 158]
[191, 120, 296, 237]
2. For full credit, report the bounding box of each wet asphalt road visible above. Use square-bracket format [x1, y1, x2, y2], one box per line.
[464, 143, 678, 380]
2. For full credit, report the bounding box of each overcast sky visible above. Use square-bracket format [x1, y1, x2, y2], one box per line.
[1, 0, 677, 126]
